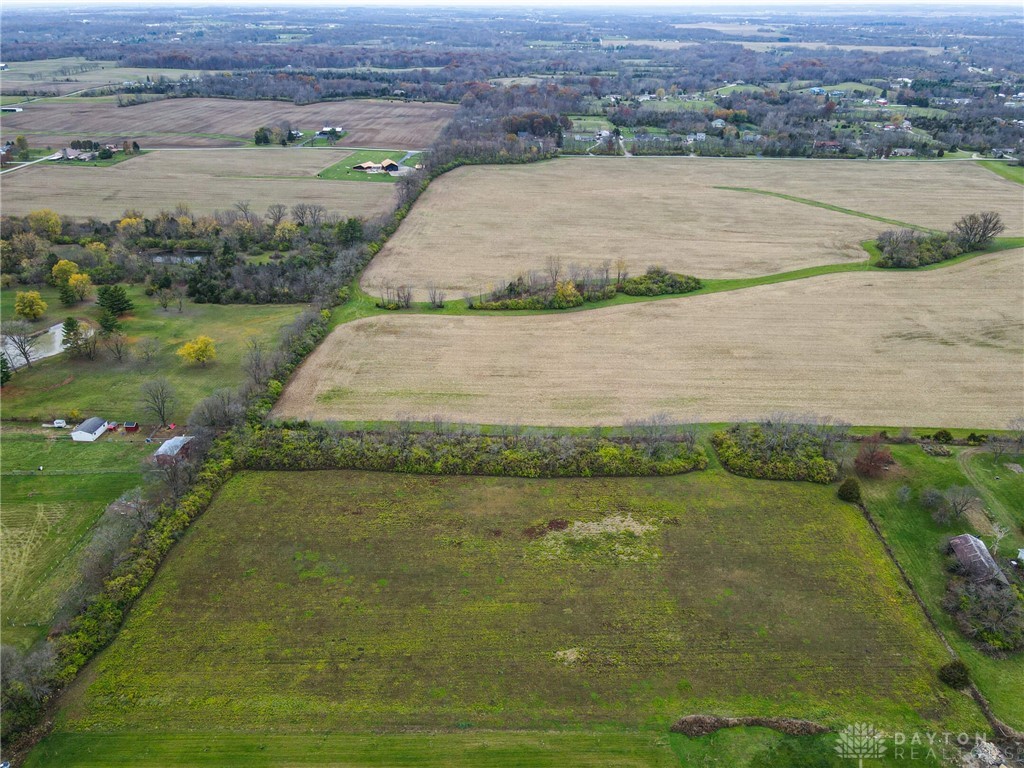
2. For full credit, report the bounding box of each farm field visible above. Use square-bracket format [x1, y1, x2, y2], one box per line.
[0, 428, 155, 650]
[283, 250, 1024, 428]
[0, 148, 396, 219]
[1, 285, 305, 423]
[30, 469, 982, 766]
[0, 97, 456, 148]
[0, 57, 220, 96]
[360, 157, 1023, 301]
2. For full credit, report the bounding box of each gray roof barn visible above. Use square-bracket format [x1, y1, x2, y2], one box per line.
[75, 417, 106, 434]
[154, 435, 194, 458]
[949, 534, 1008, 585]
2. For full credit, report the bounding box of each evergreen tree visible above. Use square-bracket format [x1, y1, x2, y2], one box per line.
[97, 284, 134, 315]
[59, 282, 77, 306]
[98, 308, 121, 335]
[61, 317, 86, 357]
[0, 353, 11, 386]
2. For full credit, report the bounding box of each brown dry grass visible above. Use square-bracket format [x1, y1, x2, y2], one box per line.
[0, 97, 456, 148]
[361, 157, 1022, 301]
[0, 148, 396, 219]
[278, 250, 1024, 428]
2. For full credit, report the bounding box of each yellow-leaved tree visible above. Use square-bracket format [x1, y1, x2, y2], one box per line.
[68, 272, 94, 301]
[14, 290, 47, 320]
[51, 259, 80, 286]
[176, 335, 216, 367]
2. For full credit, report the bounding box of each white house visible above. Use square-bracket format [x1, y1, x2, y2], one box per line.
[71, 417, 109, 442]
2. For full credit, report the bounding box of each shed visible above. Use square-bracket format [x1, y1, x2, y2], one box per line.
[124, 422, 139, 433]
[153, 435, 194, 466]
[380, 159, 400, 172]
[949, 534, 1008, 585]
[71, 417, 109, 442]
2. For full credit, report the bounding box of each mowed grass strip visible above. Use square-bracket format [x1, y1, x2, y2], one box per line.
[0, 428, 155, 649]
[50, 469, 980, 745]
[279, 250, 1024, 429]
[26, 730, 681, 768]
[0, 286, 305, 423]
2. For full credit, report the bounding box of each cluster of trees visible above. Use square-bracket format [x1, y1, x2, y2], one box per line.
[711, 416, 848, 484]
[461, 262, 700, 311]
[943, 570, 1024, 655]
[876, 212, 1005, 268]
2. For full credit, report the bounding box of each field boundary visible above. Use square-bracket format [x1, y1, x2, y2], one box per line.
[714, 186, 939, 232]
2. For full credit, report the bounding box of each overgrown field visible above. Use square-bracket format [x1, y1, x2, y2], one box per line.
[1, 286, 304, 423]
[280, 250, 1024, 428]
[861, 444, 1024, 730]
[0, 427, 154, 649]
[0, 97, 456, 148]
[360, 157, 1022, 301]
[33, 468, 981, 766]
[0, 149, 396, 219]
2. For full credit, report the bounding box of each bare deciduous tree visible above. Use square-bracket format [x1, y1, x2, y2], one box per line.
[426, 283, 446, 309]
[136, 337, 160, 365]
[140, 378, 176, 427]
[943, 485, 979, 519]
[545, 254, 562, 285]
[265, 203, 288, 228]
[243, 338, 270, 387]
[2, 320, 39, 368]
[103, 331, 129, 363]
[952, 211, 1005, 251]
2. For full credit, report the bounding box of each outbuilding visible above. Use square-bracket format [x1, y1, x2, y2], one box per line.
[71, 417, 109, 442]
[153, 435, 195, 466]
[949, 534, 1008, 585]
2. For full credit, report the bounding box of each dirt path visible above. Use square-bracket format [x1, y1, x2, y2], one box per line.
[956, 447, 1019, 538]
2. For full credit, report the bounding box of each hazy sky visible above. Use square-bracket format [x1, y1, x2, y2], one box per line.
[2, 0, 1021, 7]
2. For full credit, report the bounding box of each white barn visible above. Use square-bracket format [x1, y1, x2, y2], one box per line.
[71, 417, 108, 442]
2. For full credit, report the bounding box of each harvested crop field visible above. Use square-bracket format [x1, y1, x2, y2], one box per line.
[361, 157, 1022, 301]
[48, 470, 976, 747]
[283, 250, 1024, 428]
[0, 97, 456, 148]
[0, 148, 396, 219]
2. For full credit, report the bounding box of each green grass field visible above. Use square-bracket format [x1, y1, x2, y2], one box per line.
[2, 286, 305, 423]
[977, 159, 1024, 185]
[318, 149, 415, 182]
[0, 426, 155, 648]
[861, 444, 1024, 730]
[30, 468, 984, 765]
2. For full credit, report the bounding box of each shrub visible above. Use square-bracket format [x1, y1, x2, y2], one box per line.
[549, 280, 584, 309]
[853, 437, 894, 478]
[943, 578, 1024, 654]
[932, 429, 954, 444]
[937, 660, 970, 689]
[620, 267, 702, 296]
[837, 477, 862, 503]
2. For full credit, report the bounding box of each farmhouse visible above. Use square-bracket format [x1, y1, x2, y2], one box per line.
[949, 534, 1008, 585]
[152, 435, 195, 466]
[71, 417, 109, 442]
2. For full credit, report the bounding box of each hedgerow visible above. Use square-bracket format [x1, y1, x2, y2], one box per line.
[235, 425, 709, 478]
